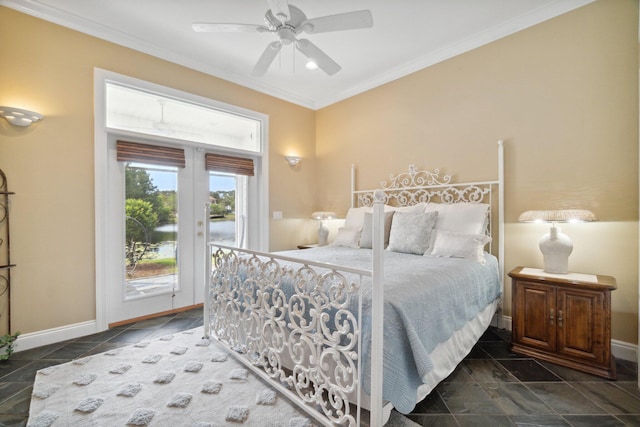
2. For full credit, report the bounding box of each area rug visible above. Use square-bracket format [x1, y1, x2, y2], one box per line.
[27, 327, 420, 427]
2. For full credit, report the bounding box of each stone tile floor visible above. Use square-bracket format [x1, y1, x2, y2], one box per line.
[0, 308, 638, 426]
[406, 328, 640, 427]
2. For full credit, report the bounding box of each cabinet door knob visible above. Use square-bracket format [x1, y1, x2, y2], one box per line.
[557, 309, 563, 328]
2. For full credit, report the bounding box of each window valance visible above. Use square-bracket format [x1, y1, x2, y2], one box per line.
[205, 153, 254, 176]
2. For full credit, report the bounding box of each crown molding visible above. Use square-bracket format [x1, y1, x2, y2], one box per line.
[313, 0, 596, 109]
[0, 0, 318, 109]
[2, 0, 595, 111]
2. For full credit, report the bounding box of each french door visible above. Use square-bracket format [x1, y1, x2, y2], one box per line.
[106, 138, 209, 325]
[94, 69, 269, 330]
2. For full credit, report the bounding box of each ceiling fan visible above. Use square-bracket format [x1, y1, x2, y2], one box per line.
[192, 0, 373, 77]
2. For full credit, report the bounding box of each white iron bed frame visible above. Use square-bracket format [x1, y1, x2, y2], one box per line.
[204, 141, 505, 426]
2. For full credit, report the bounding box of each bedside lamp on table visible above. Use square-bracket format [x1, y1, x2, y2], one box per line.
[311, 211, 337, 246]
[518, 209, 597, 274]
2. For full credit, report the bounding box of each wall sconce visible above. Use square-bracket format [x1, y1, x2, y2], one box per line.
[519, 209, 597, 274]
[311, 211, 337, 246]
[0, 106, 44, 127]
[285, 155, 302, 166]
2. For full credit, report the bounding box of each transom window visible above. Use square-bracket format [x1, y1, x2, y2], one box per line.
[105, 82, 261, 152]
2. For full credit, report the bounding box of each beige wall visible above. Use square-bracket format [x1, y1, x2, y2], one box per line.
[316, 0, 639, 345]
[0, 6, 316, 334]
[1, 0, 638, 348]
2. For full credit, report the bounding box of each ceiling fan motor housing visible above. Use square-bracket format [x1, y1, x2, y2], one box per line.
[265, 5, 306, 31]
[276, 26, 296, 44]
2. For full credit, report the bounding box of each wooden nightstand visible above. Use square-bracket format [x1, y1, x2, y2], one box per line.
[509, 266, 617, 379]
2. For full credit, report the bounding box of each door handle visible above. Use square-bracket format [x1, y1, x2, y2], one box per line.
[557, 309, 563, 328]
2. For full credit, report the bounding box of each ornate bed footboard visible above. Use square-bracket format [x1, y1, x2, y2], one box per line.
[204, 244, 373, 427]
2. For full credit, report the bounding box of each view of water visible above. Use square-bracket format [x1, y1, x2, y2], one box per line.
[153, 220, 235, 245]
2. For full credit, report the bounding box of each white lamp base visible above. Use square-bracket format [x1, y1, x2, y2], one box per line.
[539, 226, 573, 274]
[317, 221, 329, 246]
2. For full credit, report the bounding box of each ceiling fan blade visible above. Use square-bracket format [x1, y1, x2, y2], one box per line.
[302, 10, 373, 34]
[192, 23, 268, 33]
[267, 0, 290, 23]
[296, 39, 341, 76]
[251, 41, 282, 77]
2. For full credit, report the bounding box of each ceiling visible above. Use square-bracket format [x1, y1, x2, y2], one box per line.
[3, 0, 594, 110]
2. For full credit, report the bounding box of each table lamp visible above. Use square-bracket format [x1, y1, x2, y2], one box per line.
[311, 211, 337, 246]
[518, 209, 597, 274]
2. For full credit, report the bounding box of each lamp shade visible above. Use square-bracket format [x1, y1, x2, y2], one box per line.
[519, 209, 597, 223]
[311, 211, 337, 220]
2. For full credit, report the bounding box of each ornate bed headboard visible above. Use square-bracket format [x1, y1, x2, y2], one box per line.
[353, 164, 495, 207]
[350, 140, 505, 284]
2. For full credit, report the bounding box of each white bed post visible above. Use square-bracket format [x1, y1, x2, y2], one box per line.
[351, 164, 357, 208]
[370, 189, 385, 427]
[497, 140, 505, 294]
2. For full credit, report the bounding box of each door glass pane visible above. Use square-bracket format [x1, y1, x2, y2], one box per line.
[125, 163, 178, 299]
[209, 173, 238, 246]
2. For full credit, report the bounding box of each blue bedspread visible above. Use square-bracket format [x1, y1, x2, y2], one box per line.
[275, 246, 501, 414]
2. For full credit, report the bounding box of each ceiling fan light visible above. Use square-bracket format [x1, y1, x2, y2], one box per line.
[305, 60, 318, 70]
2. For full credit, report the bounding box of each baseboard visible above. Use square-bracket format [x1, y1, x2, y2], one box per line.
[13, 320, 98, 353]
[11, 314, 640, 365]
[491, 312, 512, 331]
[611, 338, 638, 363]
[492, 314, 637, 363]
[13, 306, 204, 352]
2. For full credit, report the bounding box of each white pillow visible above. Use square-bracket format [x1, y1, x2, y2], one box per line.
[387, 211, 439, 255]
[331, 227, 362, 248]
[344, 205, 396, 230]
[344, 206, 372, 229]
[429, 230, 491, 264]
[359, 211, 395, 249]
[423, 203, 489, 235]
